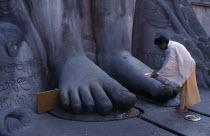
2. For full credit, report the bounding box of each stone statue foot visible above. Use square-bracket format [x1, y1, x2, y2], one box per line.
[58, 56, 136, 115]
[98, 52, 174, 102]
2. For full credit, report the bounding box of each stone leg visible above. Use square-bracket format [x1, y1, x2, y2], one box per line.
[25, 0, 136, 115]
[92, 0, 176, 102]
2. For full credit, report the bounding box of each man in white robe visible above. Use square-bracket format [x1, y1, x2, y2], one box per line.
[152, 36, 200, 112]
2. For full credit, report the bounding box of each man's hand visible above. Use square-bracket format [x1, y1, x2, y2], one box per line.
[151, 71, 159, 78]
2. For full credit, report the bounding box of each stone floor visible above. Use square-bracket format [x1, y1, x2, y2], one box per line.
[13, 89, 210, 136]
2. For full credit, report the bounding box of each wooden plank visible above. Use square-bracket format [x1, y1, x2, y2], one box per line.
[37, 89, 60, 114]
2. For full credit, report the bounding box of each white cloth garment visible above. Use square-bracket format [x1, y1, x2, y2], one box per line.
[157, 40, 195, 87]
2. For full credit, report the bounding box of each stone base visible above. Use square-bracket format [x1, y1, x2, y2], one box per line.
[49, 107, 141, 122]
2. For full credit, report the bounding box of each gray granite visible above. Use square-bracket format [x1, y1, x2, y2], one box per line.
[0, 0, 210, 135]
[135, 99, 210, 136]
[189, 89, 210, 117]
[14, 114, 175, 136]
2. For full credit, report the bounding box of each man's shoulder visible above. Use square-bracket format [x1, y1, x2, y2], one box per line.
[170, 40, 191, 56]
[170, 40, 185, 48]
[170, 40, 182, 45]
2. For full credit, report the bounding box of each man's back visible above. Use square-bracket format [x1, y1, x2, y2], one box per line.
[169, 41, 194, 62]
[169, 41, 195, 84]
[157, 40, 195, 86]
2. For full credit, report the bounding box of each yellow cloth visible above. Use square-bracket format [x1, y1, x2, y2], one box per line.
[180, 66, 201, 109]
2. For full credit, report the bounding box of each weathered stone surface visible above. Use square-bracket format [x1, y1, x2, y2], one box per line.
[135, 99, 210, 136]
[189, 89, 210, 117]
[0, 0, 209, 135]
[14, 114, 175, 136]
[132, 0, 210, 88]
[192, 5, 210, 36]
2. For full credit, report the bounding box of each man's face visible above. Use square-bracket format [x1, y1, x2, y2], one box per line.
[158, 42, 168, 50]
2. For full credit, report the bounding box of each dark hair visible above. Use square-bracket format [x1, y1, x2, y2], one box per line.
[154, 36, 169, 45]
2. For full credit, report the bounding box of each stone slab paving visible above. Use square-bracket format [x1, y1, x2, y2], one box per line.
[14, 113, 175, 136]
[135, 98, 210, 136]
[189, 89, 210, 116]
[11, 89, 210, 136]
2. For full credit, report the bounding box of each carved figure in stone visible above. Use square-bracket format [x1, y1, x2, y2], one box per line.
[90, 0, 178, 102]
[24, 0, 136, 116]
[0, 1, 47, 134]
[132, 0, 210, 88]
[0, 0, 209, 135]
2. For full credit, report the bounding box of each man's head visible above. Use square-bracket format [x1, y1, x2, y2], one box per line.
[154, 36, 169, 50]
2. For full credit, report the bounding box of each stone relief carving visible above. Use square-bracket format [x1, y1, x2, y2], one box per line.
[0, 0, 209, 135]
